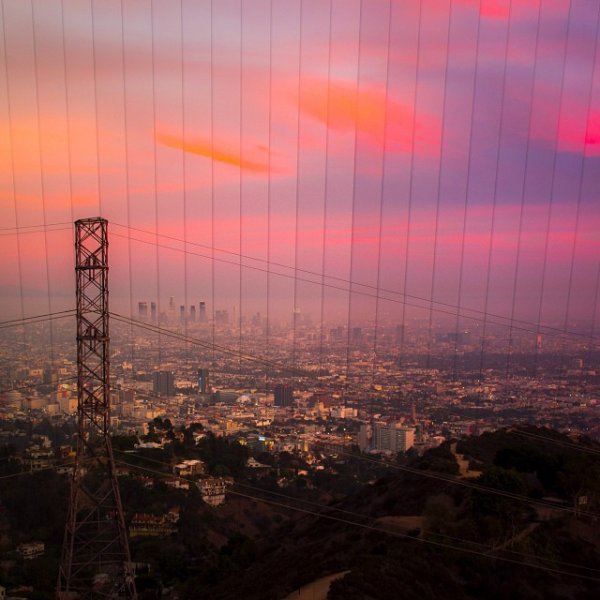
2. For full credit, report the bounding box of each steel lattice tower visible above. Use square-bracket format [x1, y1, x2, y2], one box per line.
[57, 218, 136, 599]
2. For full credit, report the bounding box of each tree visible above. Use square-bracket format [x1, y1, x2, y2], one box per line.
[471, 466, 529, 542]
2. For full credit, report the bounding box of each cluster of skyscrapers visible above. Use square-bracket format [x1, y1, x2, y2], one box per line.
[138, 300, 207, 324]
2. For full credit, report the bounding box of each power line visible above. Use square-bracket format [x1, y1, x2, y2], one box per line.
[0, 461, 74, 481]
[399, 0, 424, 370]
[509, 428, 600, 457]
[479, 0, 513, 382]
[0, 375, 78, 396]
[532, 1, 573, 377]
[370, 0, 394, 388]
[107, 383, 596, 521]
[426, 0, 453, 373]
[504, 0, 542, 384]
[344, 0, 364, 405]
[317, 0, 334, 384]
[334, 448, 599, 519]
[0, 225, 71, 237]
[0, 221, 72, 232]
[110, 448, 600, 575]
[0, 310, 76, 330]
[557, 2, 600, 392]
[228, 489, 600, 583]
[1, 0, 27, 369]
[114, 457, 600, 583]
[110, 312, 311, 378]
[108, 222, 600, 344]
[453, 0, 483, 380]
[109, 228, 600, 348]
[108, 311, 595, 410]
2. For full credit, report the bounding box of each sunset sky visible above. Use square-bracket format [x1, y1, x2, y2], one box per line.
[1, 0, 599, 333]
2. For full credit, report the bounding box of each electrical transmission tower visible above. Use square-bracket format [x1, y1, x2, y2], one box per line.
[57, 218, 136, 599]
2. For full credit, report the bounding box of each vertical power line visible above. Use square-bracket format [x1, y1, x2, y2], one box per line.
[59, 0, 75, 226]
[371, 0, 395, 393]
[318, 0, 334, 383]
[239, 0, 244, 377]
[90, 0, 102, 216]
[585, 263, 600, 384]
[479, 0, 513, 384]
[119, 0, 136, 364]
[0, 1, 27, 363]
[532, 1, 573, 380]
[505, 0, 543, 388]
[426, 0, 454, 373]
[30, 0, 56, 363]
[399, 0, 424, 369]
[150, 0, 162, 365]
[181, 0, 190, 364]
[265, 0, 273, 387]
[561, 3, 600, 338]
[452, 0, 482, 381]
[344, 0, 364, 408]
[210, 0, 216, 375]
[292, 0, 305, 372]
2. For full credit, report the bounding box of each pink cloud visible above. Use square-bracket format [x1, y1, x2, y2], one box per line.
[298, 76, 441, 156]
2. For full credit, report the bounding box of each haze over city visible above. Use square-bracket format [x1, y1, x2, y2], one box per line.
[1, 1, 600, 599]
[1, 0, 599, 327]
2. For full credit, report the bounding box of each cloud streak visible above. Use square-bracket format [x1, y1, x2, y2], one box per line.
[156, 133, 273, 174]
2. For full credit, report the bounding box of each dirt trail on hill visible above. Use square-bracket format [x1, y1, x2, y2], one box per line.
[450, 442, 482, 478]
[284, 571, 350, 600]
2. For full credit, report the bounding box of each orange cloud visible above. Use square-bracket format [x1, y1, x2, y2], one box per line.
[298, 77, 441, 155]
[300, 79, 384, 138]
[156, 133, 272, 173]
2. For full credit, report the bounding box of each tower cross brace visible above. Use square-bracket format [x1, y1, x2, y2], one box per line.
[57, 218, 136, 599]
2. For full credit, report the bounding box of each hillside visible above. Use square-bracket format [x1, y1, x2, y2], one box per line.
[198, 427, 600, 599]
[1, 426, 599, 599]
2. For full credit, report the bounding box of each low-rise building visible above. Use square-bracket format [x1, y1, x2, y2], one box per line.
[197, 477, 233, 507]
[173, 459, 205, 478]
[17, 542, 44, 560]
[129, 513, 177, 537]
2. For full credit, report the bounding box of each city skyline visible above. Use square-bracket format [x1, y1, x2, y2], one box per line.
[1, 0, 599, 334]
[2, 4, 600, 598]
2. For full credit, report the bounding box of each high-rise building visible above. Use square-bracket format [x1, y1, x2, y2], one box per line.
[179, 305, 185, 324]
[138, 301, 148, 318]
[439, 330, 471, 345]
[358, 423, 373, 451]
[190, 305, 196, 322]
[373, 423, 415, 454]
[395, 324, 405, 344]
[43, 366, 58, 385]
[215, 309, 229, 325]
[329, 326, 344, 341]
[199, 301, 207, 323]
[150, 302, 157, 321]
[274, 383, 293, 407]
[197, 369, 209, 394]
[153, 371, 175, 397]
[311, 390, 333, 407]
